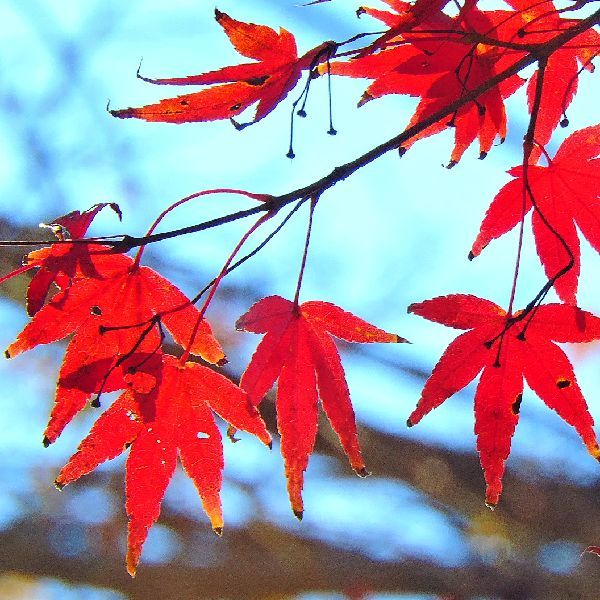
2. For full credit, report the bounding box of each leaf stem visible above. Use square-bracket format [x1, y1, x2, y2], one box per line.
[293, 198, 318, 308]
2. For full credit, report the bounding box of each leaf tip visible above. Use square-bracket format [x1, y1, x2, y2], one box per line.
[293, 509, 304, 521]
[217, 356, 229, 367]
[354, 466, 370, 478]
[42, 436, 52, 448]
[54, 479, 65, 492]
[395, 334, 409, 344]
[109, 108, 136, 120]
[226, 425, 240, 444]
[468, 251, 475, 261]
[398, 147, 407, 158]
[213, 526, 224, 536]
[357, 92, 373, 108]
[485, 501, 496, 511]
[214, 7, 225, 20]
[406, 418, 414, 428]
[478, 151, 487, 161]
[4, 349, 10, 359]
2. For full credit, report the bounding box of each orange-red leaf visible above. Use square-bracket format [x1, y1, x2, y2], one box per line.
[111, 10, 330, 125]
[409, 294, 600, 505]
[237, 296, 404, 517]
[331, 3, 525, 163]
[471, 125, 600, 304]
[55, 354, 270, 576]
[5, 247, 224, 443]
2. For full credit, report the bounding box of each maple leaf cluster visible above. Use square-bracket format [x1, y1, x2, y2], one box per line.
[2, 207, 402, 574]
[2, 0, 600, 577]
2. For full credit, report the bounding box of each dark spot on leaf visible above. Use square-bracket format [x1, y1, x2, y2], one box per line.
[180, 100, 189, 106]
[512, 393, 522, 415]
[124, 442, 132, 450]
[517, 28, 525, 37]
[246, 75, 269, 86]
[557, 378, 571, 389]
[90, 305, 102, 316]
[230, 103, 242, 111]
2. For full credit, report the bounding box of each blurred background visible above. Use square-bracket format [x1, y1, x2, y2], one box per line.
[1, 0, 600, 598]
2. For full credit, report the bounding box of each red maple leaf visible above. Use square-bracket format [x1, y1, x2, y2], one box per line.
[470, 124, 600, 304]
[236, 295, 406, 517]
[5, 251, 224, 444]
[482, 0, 600, 159]
[330, 2, 525, 164]
[110, 10, 331, 125]
[55, 353, 271, 576]
[408, 294, 600, 506]
[0, 203, 122, 316]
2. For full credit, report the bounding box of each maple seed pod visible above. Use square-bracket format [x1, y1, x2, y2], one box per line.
[42, 436, 51, 448]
